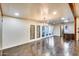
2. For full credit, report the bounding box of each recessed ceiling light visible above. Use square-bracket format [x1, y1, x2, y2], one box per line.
[14, 12, 19, 16]
[53, 11, 57, 15]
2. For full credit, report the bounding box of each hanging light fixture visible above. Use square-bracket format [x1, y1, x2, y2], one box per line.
[40, 4, 48, 21]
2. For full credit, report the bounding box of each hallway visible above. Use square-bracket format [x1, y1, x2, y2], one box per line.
[0, 3, 79, 56]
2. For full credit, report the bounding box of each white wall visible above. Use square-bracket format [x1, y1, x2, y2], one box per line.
[76, 17, 79, 41]
[53, 25, 61, 36]
[0, 20, 2, 50]
[64, 23, 74, 34]
[3, 16, 53, 49]
[0, 11, 2, 50]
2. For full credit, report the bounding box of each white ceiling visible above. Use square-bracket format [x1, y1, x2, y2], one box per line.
[1, 3, 74, 23]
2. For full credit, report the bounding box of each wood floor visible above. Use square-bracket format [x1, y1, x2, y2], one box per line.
[0, 50, 2, 56]
[2, 36, 79, 56]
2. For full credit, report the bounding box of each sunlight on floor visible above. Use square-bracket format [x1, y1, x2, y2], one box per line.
[64, 42, 70, 56]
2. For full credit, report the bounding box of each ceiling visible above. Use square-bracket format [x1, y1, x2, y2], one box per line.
[1, 3, 74, 24]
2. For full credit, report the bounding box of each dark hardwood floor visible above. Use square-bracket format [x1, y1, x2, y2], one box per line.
[2, 36, 79, 56]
